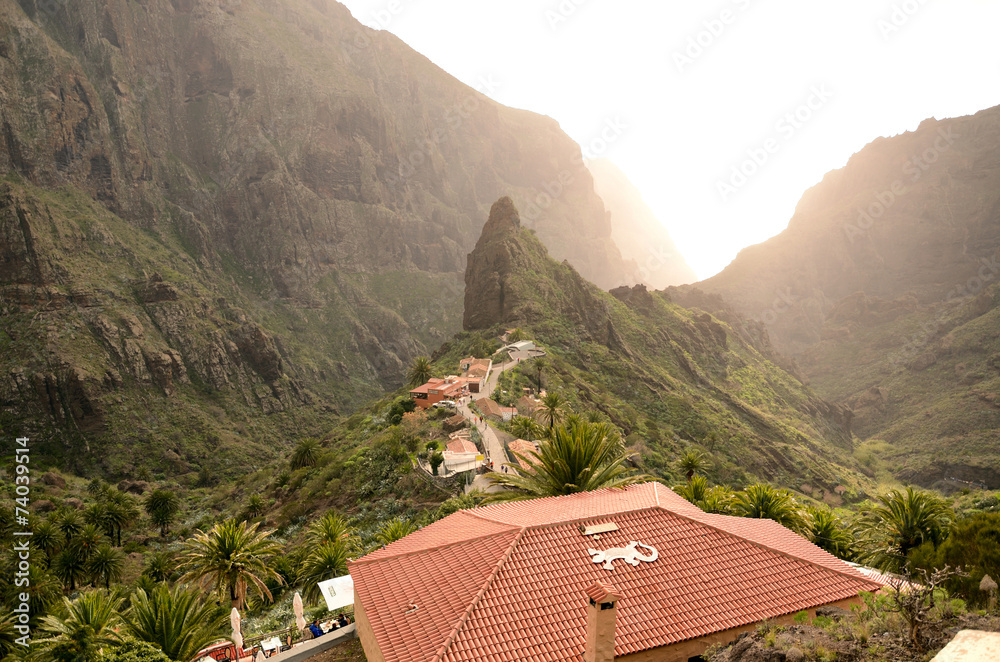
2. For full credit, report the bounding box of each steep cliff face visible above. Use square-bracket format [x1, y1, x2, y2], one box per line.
[588, 158, 697, 288]
[462, 198, 861, 490]
[682, 106, 1000, 488]
[0, 0, 637, 476]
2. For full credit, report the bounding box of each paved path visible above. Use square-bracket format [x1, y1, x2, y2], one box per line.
[456, 353, 533, 493]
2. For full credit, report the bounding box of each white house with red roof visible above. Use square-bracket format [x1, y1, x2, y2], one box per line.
[349, 482, 885, 662]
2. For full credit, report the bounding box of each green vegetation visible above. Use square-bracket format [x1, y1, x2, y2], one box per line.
[178, 520, 284, 609]
[489, 420, 651, 501]
[407, 357, 433, 387]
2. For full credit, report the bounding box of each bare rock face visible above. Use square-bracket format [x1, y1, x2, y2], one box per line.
[463, 197, 525, 331]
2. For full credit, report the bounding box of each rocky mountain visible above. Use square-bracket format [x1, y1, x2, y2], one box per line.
[462, 197, 865, 493]
[677, 106, 1000, 488]
[0, 0, 641, 476]
[588, 158, 697, 288]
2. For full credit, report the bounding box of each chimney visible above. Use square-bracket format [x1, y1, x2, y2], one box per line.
[584, 582, 622, 662]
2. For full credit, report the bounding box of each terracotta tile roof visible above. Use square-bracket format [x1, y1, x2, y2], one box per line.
[507, 439, 539, 470]
[446, 438, 478, 454]
[478, 399, 504, 418]
[586, 581, 623, 604]
[350, 483, 882, 662]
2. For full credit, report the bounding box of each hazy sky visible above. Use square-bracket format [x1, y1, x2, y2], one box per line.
[337, 0, 1000, 280]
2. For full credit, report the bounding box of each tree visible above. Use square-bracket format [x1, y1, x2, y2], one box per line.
[856, 487, 953, 573]
[430, 452, 445, 476]
[299, 543, 351, 604]
[124, 584, 229, 661]
[733, 484, 806, 533]
[88, 544, 126, 589]
[677, 450, 708, 483]
[74, 524, 105, 563]
[53, 547, 89, 592]
[375, 518, 418, 546]
[674, 475, 709, 505]
[0, 616, 15, 659]
[242, 494, 266, 521]
[307, 512, 360, 554]
[33, 519, 61, 567]
[910, 512, 1000, 605]
[57, 510, 84, 540]
[37, 591, 123, 662]
[407, 356, 433, 387]
[178, 519, 284, 609]
[489, 420, 650, 501]
[884, 566, 968, 652]
[532, 358, 547, 391]
[807, 507, 854, 560]
[103, 493, 140, 547]
[142, 552, 176, 583]
[100, 639, 172, 662]
[700, 486, 736, 515]
[290, 439, 321, 470]
[509, 416, 545, 442]
[534, 392, 566, 434]
[144, 490, 181, 537]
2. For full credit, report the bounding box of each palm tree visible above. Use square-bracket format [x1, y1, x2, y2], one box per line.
[242, 494, 266, 520]
[509, 416, 545, 442]
[808, 508, 854, 560]
[489, 420, 651, 501]
[178, 519, 284, 609]
[57, 509, 84, 540]
[142, 551, 176, 583]
[299, 543, 351, 604]
[103, 494, 139, 547]
[407, 356, 433, 387]
[290, 439, 321, 470]
[733, 484, 806, 533]
[307, 512, 360, 553]
[144, 489, 181, 537]
[700, 486, 737, 515]
[375, 518, 418, 546]
[124, 584, 229, 661]
[534, 392, 566, 434]
[88, 544, 126, 589]
[52, 547, 89, 592]
[73, 524, 104, 563]
[37, 591, 122, 662]
[532, 358, 547, 391]
[33, 519, 61, 567]
[855, 487, 953, 572]
[0, 615, 16, 659]
[674, 475, 709, 504]
[677, 450, 708, 483]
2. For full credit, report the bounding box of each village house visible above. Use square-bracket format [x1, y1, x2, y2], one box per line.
[478, 397, 517, 423]
[409, 376, 468, 409]
[349, 482, 885, 662]
[516, 394, 541, 418]
[459, 357, 493, 393]
[507, 439, 540, 471]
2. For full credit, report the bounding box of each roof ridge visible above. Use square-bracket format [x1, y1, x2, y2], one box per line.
[430, 527, 527, 662]
[656, 506, 881, 589]
[464, 482, 661, 525]
[348, 522, 519, 566]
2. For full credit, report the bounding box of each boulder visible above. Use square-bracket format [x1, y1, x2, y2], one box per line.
[40, 472, 66, 489]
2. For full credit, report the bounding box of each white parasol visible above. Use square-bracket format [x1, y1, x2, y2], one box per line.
[293, 592, 307, 631]
[230, 607, 243, 652]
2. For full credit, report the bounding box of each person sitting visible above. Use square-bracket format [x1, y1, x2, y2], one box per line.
[337, 613, 350, 628]
[307, 620, 325, 638]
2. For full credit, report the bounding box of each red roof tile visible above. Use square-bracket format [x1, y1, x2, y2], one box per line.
[350, 483, 883, 662]
[447, 438, 478, 454]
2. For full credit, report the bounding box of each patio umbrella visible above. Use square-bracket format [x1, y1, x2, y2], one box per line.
[230, 607, 243, 652]
[293, 592, 307, 631]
